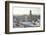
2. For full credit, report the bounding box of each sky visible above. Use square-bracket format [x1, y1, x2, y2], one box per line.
[13, 6, 40, 15]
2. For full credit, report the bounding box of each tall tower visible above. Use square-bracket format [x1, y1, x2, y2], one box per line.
[30, 10, 32, 18]
[29, 10, 32, 21]
[30, 10, 32, 16]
